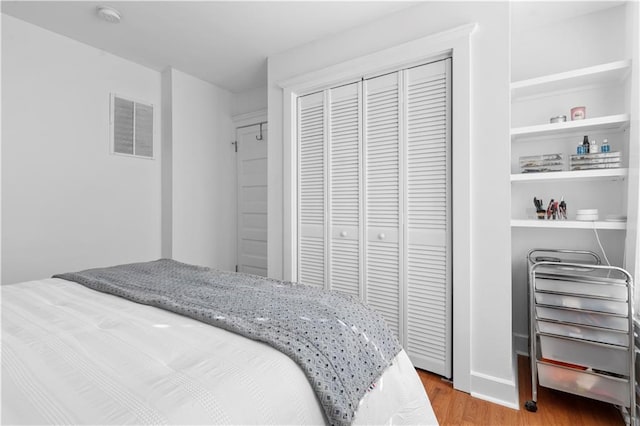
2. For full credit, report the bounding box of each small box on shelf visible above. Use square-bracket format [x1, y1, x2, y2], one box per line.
[519, 153, 564, 173]
[570, 152, 621, 171]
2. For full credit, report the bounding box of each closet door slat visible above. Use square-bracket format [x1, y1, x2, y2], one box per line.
[365, 72, 401, 339]
[298, 92, 326, 288]
[404, 59, 452, 377]
[329, 83, 361, 297]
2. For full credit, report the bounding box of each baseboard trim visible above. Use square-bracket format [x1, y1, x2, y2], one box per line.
[514, 332, 529, 357]
[470, 370, 519, 410]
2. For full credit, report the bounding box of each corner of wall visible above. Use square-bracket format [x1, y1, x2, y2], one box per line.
[513, 332, 529, 357]
[232, 86, 268, 118]
[161, 67, 173, 259]
[167, 69, 236, 270]
[0, 12, 3, 284]
[470, 370, 519, 410]
[624, 0, 640, 291]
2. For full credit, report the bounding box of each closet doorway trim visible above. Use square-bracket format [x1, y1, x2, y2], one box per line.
[278, 22, 476, 393]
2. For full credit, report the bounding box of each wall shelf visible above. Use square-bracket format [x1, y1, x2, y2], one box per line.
[511, 168, 628, 183]
[511, 114, 630, 140]
[511, 59, 632, 100]
[511, 219, 626, 230]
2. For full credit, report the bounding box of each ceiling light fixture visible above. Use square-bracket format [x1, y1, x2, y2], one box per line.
[97, 6, 121, 24]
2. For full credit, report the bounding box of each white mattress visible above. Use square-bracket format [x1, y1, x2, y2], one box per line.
[1, 278, 438, 425]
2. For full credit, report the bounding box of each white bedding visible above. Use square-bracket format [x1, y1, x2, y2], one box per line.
[1, 278, 438, 425]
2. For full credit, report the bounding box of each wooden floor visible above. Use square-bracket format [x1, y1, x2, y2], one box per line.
[417, 355, 625, 425]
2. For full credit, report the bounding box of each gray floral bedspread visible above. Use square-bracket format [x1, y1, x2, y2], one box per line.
[54, 259, 401, 426]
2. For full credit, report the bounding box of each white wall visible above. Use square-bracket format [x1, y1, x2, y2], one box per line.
[268, 1, 515, 407]
[167, 68, 236, 270]
[1, 8, 3, 284]
[625, 2, 640, 303]
[1, 14, 162, 284]
[510, 4, 634, 355]
[512, 5, 627, 81]
[232, 86, 267, 117]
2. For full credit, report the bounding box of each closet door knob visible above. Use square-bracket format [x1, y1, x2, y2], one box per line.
[378, 233, 386, 240]
[340, 231, 347, 237]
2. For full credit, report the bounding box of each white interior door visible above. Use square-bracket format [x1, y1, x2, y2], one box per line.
[236, 124, 268, 276]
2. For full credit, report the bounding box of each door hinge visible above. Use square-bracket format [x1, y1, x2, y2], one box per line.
[231, 140, 237, 152]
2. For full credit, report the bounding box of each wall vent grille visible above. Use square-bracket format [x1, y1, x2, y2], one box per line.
[111, 94, 154, 159]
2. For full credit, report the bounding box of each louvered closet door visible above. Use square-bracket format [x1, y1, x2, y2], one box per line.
[298, 92, 325, 288]
[328, 83, 361, 297]
[364, 73, 401, 339]
[404, 59, 452, 377]
[296, 59, 452, 377]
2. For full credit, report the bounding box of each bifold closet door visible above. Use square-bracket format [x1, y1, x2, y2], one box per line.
[298, 92, 325, 288]
[328, 83, 361, 297]
[296, 58, 452, 377]
[297, 86, 362, 295]
[404, 59, 451, 377]
[364, 73, 402, 339]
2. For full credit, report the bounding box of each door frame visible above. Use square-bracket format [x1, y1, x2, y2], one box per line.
[277, 24, 475, 394]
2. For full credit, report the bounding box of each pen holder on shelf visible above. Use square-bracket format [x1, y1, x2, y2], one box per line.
[533, 197, 567, 220]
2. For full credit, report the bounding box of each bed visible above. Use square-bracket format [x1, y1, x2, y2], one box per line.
[1, 260, 438, 425]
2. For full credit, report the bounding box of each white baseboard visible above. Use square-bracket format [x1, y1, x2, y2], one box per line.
[470, 370, 519, 410]
[514, 332, 529, 357]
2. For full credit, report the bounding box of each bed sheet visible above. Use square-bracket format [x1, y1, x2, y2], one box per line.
[1, 278, 438, 425]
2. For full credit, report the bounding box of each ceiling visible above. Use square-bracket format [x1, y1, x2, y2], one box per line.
[2, 1, 625, 93]
[511, 0, 625, 32]
[1, 1, 417, 93]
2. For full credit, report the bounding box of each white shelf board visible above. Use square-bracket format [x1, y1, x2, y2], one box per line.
[511, 59, 631, 99]
[511, 114, 630, 140]
[511, 168, 628, 182]
[511, 219, 626, 230]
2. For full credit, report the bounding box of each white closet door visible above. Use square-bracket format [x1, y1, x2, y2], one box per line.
[364, 72, 401, 338]
[404, 59, 452, 377]
[328, 83, 361, 297]
[298, 92, 326, 288]
[296, 59, 452, 377]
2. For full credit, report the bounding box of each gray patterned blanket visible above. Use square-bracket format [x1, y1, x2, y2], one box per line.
[54, 259, 401, 426]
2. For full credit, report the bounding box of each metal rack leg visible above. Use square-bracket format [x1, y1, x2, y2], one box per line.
[524, 351, 538, 412]
[525, 261, 538, 413]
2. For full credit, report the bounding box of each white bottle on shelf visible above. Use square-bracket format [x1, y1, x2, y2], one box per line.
[589, 139, 599, 153]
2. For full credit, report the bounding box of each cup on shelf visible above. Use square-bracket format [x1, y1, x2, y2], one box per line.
[570, 106, 586, 120]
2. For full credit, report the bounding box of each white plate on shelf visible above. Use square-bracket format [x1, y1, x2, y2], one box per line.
[605, 214, 627, 222]
[576, 216, 599, 221]
[576, 209, 599, 221]
[576, 209, 598, 215]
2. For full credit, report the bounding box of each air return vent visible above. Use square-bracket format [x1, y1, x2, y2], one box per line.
[110, 94, 154, 158]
